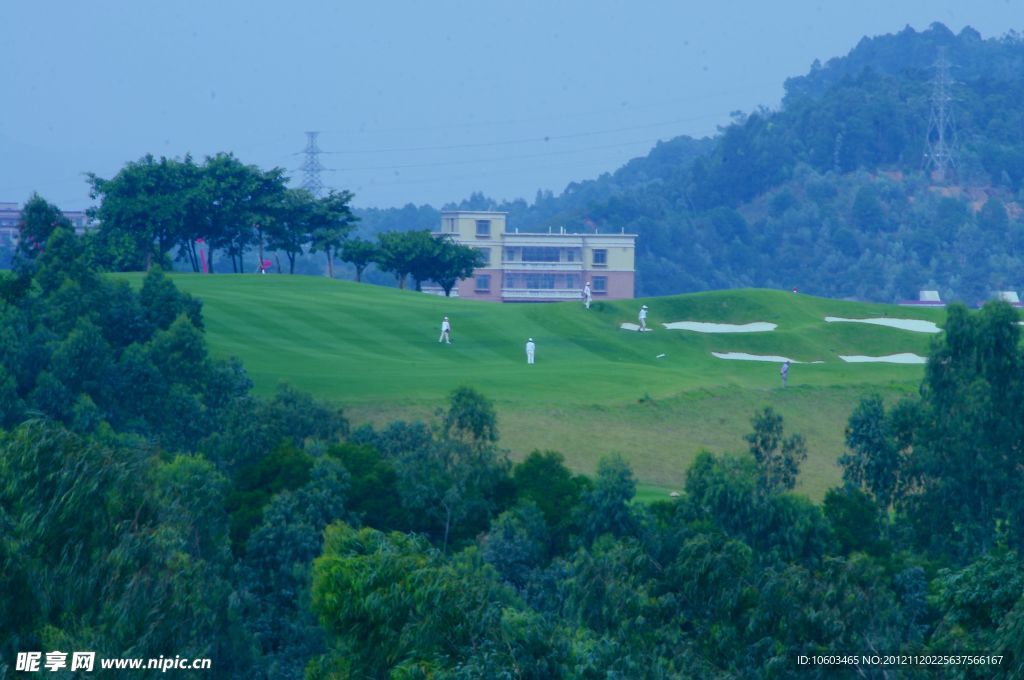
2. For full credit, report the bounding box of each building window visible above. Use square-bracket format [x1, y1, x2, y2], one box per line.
[476, 220, 491, 238]
[475, 275, 491, 292]
[521, 246, 560, 262]
[593, 276, 608, 293]
[592, 249, 607, 267]
[444, 217, 457, 232]
[475, 247, 491, 266]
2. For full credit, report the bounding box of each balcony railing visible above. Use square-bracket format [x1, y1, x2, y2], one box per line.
[501, 288, 582, 300]
[501, 261, 583, 270]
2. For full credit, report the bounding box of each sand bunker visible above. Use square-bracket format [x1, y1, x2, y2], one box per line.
[711, 352, 821, 363]
[620, 323, 653, 332]
[662, 321, 777, 333]
[825, 316, 941, 333]
[839, 353, 927, 364]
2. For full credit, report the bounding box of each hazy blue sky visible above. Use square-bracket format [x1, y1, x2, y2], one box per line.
[2, 1, 1021, 210]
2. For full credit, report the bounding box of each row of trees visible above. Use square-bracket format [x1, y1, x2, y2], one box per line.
[86, 153, 348, 274]
[85, 155, 483, 293]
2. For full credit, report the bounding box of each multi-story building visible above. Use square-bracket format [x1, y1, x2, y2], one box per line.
[436, 210, 636, 302]
[0, 201, 92, 248]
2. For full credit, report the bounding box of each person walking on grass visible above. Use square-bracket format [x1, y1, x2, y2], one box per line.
[781, 360, 790, 388]
[638, 305, 648, 331]
[583, 281, 592, 309]
[439, 316, 452, 344]
[525, 337, 536, 364]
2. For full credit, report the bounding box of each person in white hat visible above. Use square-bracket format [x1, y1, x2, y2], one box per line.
[638, 305, 648, 331]
[525, 337, 536, 364]
[439, 316, 452, 343]
[582, 281, 592, 309]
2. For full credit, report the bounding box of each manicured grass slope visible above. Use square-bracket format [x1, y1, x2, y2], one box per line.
[140, 274, 948, 500]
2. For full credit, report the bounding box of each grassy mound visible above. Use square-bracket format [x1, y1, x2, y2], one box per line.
[130, 274, 949, 500]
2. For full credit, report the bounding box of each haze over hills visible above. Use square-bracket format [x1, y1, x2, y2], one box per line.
[357, 23, 1024, 304]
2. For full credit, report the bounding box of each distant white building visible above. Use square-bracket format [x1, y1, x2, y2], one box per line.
[993, 291, 1022, 307]
[433, 210, 637, 303]
[899, 290, 945, 307]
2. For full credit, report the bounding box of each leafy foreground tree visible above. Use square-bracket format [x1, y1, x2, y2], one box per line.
[0, 422, 248, 677]
[840, 301, 1024, 562]
[351, 386, 511, 552]
[310, 524, 572, 679]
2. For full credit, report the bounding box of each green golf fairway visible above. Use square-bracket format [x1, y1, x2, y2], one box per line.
[122, 274, 950, 501]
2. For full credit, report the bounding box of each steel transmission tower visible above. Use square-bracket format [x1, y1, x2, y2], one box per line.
[922, 52, 959, 183]
[301, 131, 325, 197]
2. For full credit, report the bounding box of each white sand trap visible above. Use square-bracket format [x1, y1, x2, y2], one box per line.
[620, 323, 653, 332]
[662, 321, 777, 333]
[825, 316, 940, 333]
[839, 353, 927, 364]
[711, 352, 821, 363]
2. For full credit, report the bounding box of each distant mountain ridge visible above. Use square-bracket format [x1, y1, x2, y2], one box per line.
[358, 23, 1024, 303]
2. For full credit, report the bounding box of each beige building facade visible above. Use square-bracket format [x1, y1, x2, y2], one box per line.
[437, 210, 636, 302]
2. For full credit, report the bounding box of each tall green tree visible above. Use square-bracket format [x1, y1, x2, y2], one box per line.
[431, 235, 486, 296]
[338, 236, 378, 282]
[909, 301, 1024, 559]
[265, 188, 314, 274]
[200, 153, 289, 274]
[308, 190, 357, 278]
[88, 155, 201, 270]
[575, 455, 638, 545]
[15, 193, 72, 262]
[745, 406, 807, 497]
[840, 394, 916, 520]
[375, 230, 428, 289]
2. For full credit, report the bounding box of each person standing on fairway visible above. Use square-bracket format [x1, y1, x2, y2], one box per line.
[439, 316, 452, 344]
[582, 281, 592, 309]
[525, 337, 536, 364]
[638, 305, 648, 331]
[780, 360, 790, 388]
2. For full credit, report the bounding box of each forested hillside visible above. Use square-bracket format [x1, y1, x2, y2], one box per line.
[361, 23, 1024, 303]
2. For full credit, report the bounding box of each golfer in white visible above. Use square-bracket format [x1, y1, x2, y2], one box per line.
[525, 337, 536, 364]
[638, 305, 648, 331]
[439, 316, 451, 343]
[583, 281, 592, 309]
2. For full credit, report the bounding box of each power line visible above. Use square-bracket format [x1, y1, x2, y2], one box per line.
[313, 83, 766, 136]
[312, 137, 676, 173]
[316, 113, 723, 156]
[345, 152, 659, 189]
